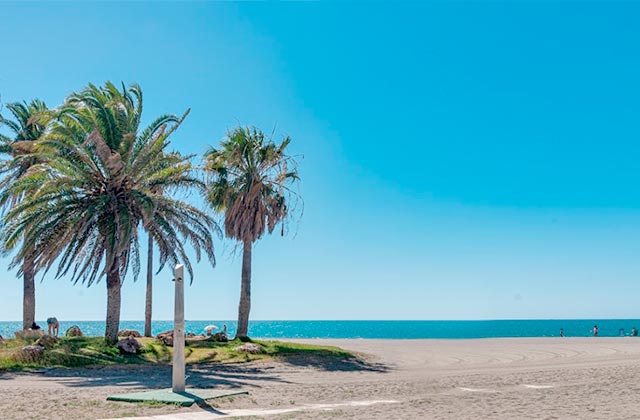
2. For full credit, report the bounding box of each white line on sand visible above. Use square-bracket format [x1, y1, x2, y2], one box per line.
[522, 384, 554, 389]
[458, 387, 497, 393]
[99, 399, 400, 420]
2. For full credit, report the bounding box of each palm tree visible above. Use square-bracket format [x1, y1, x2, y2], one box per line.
[0, 82, 217, 344]
[144, 183, 163, 338]
[204, 127, 300, 339]
[144, 229, 154, 337]
[0, 100, 51, 330]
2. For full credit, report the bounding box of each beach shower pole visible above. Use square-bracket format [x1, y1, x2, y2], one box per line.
[172, 264, 185, 393]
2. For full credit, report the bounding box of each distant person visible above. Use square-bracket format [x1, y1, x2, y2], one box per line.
[632, 327, 638, 337]
[47, 317, 59, 337]
[223, 324, 228, 336]
[559, 328, 564, 337]
[592, 325, 598, 337]
[204, 325, 217, 336]
[30, 322, 41, 330]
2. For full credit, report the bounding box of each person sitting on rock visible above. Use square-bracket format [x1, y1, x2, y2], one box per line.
[46, 317, 59, 336]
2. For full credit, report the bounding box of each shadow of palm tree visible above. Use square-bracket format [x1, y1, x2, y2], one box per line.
[37, 363, 289, 390]
[275, 353, 390, 372]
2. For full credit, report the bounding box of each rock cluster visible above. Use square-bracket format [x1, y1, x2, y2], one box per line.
[14, 329, 44, 340]
[156, 330, 174, 346]
[35, 335, 59, 349]
[15, 345, 45, 363]
[118, 329, 141, 338]
[116, 336, 143, 354]
[65, 326, 83, 337]
[233, 343, 263, 354]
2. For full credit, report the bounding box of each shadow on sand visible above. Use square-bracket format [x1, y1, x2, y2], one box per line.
[31, 363, 288, 390]
[276, 352, 389, 373]
[0, 351, 389, 391]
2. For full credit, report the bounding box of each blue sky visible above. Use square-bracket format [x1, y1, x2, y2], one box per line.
[1, 2, 640, 322]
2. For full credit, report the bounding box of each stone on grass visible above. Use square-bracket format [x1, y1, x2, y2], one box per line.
[117, 336, 143, 354]
[35, 335, 59, 349]
[156, 330, 173, 346]
[15, 345, 45, 363]
[15, 329, 44, 340]
[65, 326, 83, 337]
[118, 329, 141, 338]
[234, 343, 263, 354]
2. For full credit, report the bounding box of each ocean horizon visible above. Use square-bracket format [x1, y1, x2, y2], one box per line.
[2, 319, 639, 339]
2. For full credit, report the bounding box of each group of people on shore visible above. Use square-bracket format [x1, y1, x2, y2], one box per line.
[28, 317, 59, 337]
[559, 325, 638, 337]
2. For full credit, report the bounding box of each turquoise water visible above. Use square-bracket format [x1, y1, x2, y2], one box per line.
[1, 319, 639, 339]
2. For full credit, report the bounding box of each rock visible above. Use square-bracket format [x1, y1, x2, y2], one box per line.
[156, 330, 174, 346]
[15, 345, 45, 363]
[35, 335, 59, 349]
[118, 329, 141, 338]
[116, 336, 142, 354]
[15, 329, 45, 341]
[234, 343, 263, 354]
[186, 334, 208, 344]
[212, 332, 228, 342]
[65, 326, 83, 337]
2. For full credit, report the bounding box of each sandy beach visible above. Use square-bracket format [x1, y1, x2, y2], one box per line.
[2, 338, 640, 419]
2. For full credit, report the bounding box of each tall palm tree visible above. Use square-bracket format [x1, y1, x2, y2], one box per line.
[0, 100, 51, 330]
[0, 82, 217, 344]
[204, 127, 300, 339]
[144, 230, 154, 337]
[144, 183, 163, 338]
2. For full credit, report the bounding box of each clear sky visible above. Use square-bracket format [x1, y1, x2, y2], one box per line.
[1, 2, 640, 322]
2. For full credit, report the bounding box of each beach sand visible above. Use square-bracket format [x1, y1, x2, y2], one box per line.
[2, 338, 640, 419]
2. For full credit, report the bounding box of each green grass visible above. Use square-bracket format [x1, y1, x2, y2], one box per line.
[0, 336, 354, 371]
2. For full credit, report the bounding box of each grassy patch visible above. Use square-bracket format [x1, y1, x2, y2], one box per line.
[0, 336, 354, 371]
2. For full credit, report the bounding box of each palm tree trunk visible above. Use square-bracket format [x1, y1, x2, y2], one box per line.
[236, 240, 252, 339]
[105, 250, 121, 345]
[144, 232, 153, 337]
[22, 255, 36, 330]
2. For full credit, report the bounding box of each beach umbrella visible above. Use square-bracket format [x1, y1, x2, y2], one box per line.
[204, 325, 218, 335]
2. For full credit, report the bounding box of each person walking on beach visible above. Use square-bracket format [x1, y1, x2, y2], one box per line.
[559, 328, 564, 337]
[47, 317, 59, 337]
[592, 325, 598, 337]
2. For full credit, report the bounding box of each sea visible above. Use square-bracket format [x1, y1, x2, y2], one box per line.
[1, 319, 639, 339]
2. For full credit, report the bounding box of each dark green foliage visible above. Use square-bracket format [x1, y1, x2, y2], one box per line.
[0, 82, 219, 344]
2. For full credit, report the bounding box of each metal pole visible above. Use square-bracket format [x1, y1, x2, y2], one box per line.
[172, 264, 185, 393]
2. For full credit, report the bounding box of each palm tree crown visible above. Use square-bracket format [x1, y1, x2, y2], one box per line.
[204, 126, 299, 242]
[0, 100, 51, 206]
